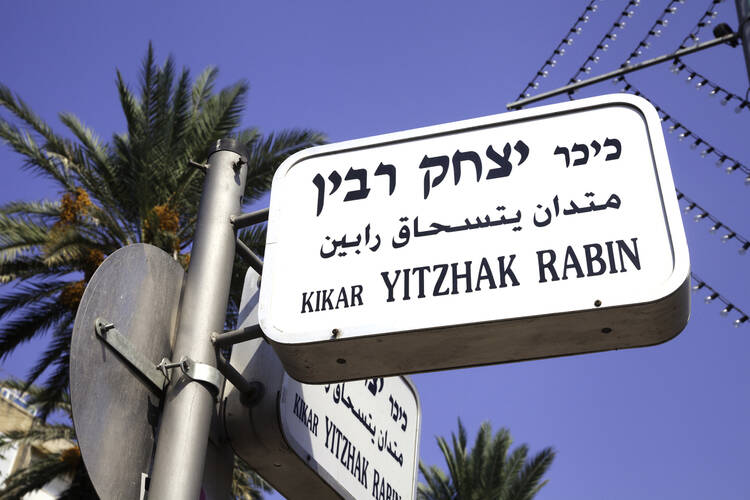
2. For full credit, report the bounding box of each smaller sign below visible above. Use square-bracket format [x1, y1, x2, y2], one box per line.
[223, 269, 421, 500]
[280, 374, 419, 500]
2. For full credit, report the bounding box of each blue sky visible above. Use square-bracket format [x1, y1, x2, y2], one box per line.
[2, 1, 749, 499]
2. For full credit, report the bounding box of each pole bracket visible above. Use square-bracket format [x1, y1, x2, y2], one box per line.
[95, 317, 224, 397]
[230, 208, 269, 229]
[94, 318, 168, 394]
[156, 356, 224, 397]
[211, 324, 263, 347]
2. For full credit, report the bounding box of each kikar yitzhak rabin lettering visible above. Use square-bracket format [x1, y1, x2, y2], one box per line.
[258, 94, 691, 383]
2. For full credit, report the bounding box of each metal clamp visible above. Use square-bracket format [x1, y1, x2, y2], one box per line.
[95, 318, 168, 394]
[156, 356, 223, 397]
[95, 318, 224, 398]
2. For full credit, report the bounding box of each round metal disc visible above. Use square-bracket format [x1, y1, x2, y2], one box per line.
[71, 244, 184, 500]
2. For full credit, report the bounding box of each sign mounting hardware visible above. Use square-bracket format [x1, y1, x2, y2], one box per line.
[95, 317, 225, 397]
[156, 356, 224, 397]
[94, 317, 167, 393]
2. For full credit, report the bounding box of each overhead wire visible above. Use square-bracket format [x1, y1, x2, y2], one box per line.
[566, 0, 642, 87]
[516, 0, 601, 101]
[611, 0, 750, 184]
[670, 0, 750, 113]
[615, 80, 750, 183]
[614, 4, 750, 327]
[691, 273, 749, 326]
[667, 1, 749, 112]
[676, 190, 750, 254]
[519, 1, 750, 328]
[621, 0, 685, 66]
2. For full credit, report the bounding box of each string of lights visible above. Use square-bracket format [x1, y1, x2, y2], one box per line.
[516, 0, 601, 101]
[677, 0, 723, 49]
[614, 76, 750, 183]
[517, 2, 750, 330]
[668, 1, 749, 112]
[676, 190, 750, 254]
[621, 0, 684, 67]
[671, 62, 750, 112]
[567, 0, 642, 86]
[691, 272, 749, 326]
[619, 3, 748, 330]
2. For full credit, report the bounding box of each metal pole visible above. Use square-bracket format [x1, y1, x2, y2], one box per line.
[506, 32, 738, 110]
[148, 139, 248, 499]
[736, 0, 750, 87]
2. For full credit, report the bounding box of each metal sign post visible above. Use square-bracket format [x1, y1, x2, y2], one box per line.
[736, 0, 750, 86]
[148, 140, 249, 499]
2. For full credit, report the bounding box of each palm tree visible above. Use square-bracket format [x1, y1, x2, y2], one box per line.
[418, 419, 555, 500]
[0, 42, 325, 416]
[233, 456, 273, 500]
[0, 379, 271, 499]
[0, 43, 325, 497]
[0, 379, 96, 499]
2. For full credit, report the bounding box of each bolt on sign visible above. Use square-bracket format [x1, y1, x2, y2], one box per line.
[259, 94, 691, 383]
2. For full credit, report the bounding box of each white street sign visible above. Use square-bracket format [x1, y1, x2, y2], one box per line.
[259, 94, 690, 382]
[279, 375, 419, 500]
[225, 269, 420, 500]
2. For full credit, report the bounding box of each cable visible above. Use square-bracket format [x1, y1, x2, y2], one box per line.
[516, 0, 601, 101]
[677, 0, 723, 50]
[567, 0, 642, 87]
[554, 1, 749, 182]
[614, 76, 750, 184]
[691, 273, 749, 326]
[670, 62, 750, 113]
[621, 0, 685, 66]
[668, 1, 748, 112]
[676, 190, 750, 254]
[524, 1, 749, 330]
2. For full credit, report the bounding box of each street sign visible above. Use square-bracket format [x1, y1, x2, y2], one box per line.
[70, 244, 234, 500]
[224, 270, 421, 500]
[71, 244, 182, 500]
[259, 94, 691, 383]
[279, 375, 419, 500]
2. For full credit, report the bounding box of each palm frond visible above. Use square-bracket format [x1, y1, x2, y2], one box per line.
[232, 455, 272, 500]
[191, 66, 219, 110]
[0, 119, 73, 188]
[507, 447, 555, 500]
[0, 258, 72, 284]
[419, 420, 555, 500]
[0, 280, 69, 318]
[0, 213, 54, 262]
[27, 350, 71, 421]
[243, 129, 327, 200]
[57, 462, 97, 500]
[0, 424, 75, 452]
[23, 320, 73, 390]
[0, 301, 70, 362]
[0, 200, 60, 218]
[0, 452, 72, 499]
[0, 378, 71, 415]
[0, 82, 68, 151]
